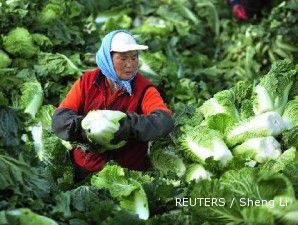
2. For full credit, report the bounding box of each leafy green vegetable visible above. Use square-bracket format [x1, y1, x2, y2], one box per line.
[260, 147, 296, 174]
[0, 50, 11, 68]
[0, 1, 297, 224]
[185, 164, 211, 183]
[38, 2, 65, 25]
[120, 184, 149, 220]
[3, 27, 38, 58]
[201, 113, 236, 134]
[181, 126, 233, 165]
[91, 164, 138, 198]
[252, 59, 296, 115]
[81, 110, 127, 150]
[3, 208, 58, 225]
[0, 106, 26, 147]
[233, 136, 281, 163]
[199, 90, 239, 121]
[225, 111, 286, 147]
[19, 80, 43, 119]
[91, 164, 149, 220]
[31, 33, 53, 51]
[150, 147, 185, 177]
[34, 52, 82, 80]
[282, 126, 298, 149]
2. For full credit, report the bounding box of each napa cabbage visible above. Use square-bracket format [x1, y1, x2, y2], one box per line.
[150, 148, 186, 177]
[91, 164, 149, 220]
[11, 80, 44, 119]
[38, 2, 65, 24]
[199, 89, 240, 121]
[282, 126, 298, 149]
[252, 59, 296, 115]
[81, 110, 127, 150]
[185, 164, 212, 183]
[181, 127, 233, 165]
[120, 184, 149, 220]
[201, 113, 236, 134]
[32, 33, 53, 51]
[233, 136, 281, 163]
[226, 111, 286, 147]
[3, 27, 38, 58]
[0, 50, 11, 68]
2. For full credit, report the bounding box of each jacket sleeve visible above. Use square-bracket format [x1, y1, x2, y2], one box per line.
[141, 86, 172, 115]
[52, 108, 86, 142]
[112, 109, 174, 143]
[52, 78, 86, 142]
[112, 87, 174, 143]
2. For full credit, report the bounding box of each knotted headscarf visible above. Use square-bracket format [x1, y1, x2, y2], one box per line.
[95, 30, 137, 95]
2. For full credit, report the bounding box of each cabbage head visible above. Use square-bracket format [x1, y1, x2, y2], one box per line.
[0, 50, 11, 68]
[81, 110, 127, 150]
[3, 27, 38, 58]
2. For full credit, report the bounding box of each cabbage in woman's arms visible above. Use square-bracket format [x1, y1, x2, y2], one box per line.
[81, 110, 127, 151]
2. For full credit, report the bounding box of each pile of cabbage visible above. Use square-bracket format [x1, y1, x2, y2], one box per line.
[150, 59, 297, 183]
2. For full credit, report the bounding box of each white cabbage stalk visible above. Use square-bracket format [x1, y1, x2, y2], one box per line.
[244, 161, 257, 167]
[133, 190, 149, 220]
[253, 85, 274, 115]
[199, 89, 240, 120]
[226, 111, 286, 146]
[186, 138, 232, 165]
[81, 110, 126, 149]
[20, 80, 43, 119]
[30, 122, 45, 161]
[185, 164, 212, 183]
[200, 98, 225, 115]
[233, 136, 281, 163]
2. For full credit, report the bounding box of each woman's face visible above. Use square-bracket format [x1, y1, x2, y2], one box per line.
[112, 51, 138, 80]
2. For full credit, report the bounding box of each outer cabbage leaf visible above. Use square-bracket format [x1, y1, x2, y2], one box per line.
[38, 2, 65, 24]
[185, 164, 212, 183]
[0, 106, 26, 147]
[282, 126, 298, 149]
[282, 97, 298, 130]
[0, 50, 11, 68]
[120, 181, 149, 220]
[91, 164, 138, 198]
[91, 164, 150, 220]
[252, 59, 296, 115]
[180, 126, 233, 165]
[201, 113, 236, 134]
[150, 147, 186, 177]
[199, 90, 239, 121]
[17, 80, 44, 119]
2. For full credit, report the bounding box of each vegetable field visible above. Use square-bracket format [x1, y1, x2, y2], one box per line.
[0, 0, 298, 224]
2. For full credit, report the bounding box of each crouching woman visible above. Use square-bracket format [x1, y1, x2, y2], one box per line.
[52, 30, 174, 181]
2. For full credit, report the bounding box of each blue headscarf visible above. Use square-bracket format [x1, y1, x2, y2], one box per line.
[96, 30, 137, 95]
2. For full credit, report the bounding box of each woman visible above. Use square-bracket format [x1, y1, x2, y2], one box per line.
[52, 30, 174, 180]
